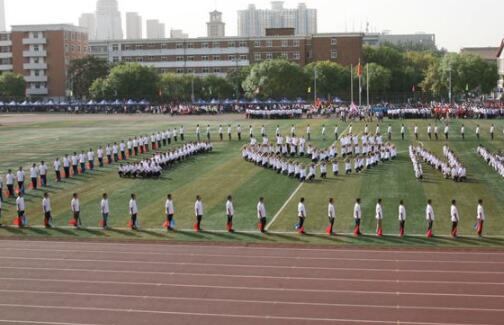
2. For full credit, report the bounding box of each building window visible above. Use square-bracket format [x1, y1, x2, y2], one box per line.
[176, 68, 184, 73]
[213, 55, 220, 61]
[176, 43, 183, 49]
[254, 53, 261, 61]
[213, 68, 220, 73]
[331, 38, 338, 46]
[266, 40, 272, 47]
[202, 42, 209, 48]
[228, 55, 235, 61]
[281, 52, 288, 59]
[187, 42, 193, 48]
[212, 42, 220, 48]
[187, 68, 194, 73]
[265, 53, 273, 60]
[293, 52, 300, 60]
[112, 44, 119, 51]
[331, 51, 338, 59]
[34, 45, 40, 52]
[240, 55, 247, 60]
[281, 40, 288, 47]
[228, 41, 235, 47]
[176, 56, 184, 61]
[254, 40, 261, 48]
[187, 56, 194, 61]
[239, 41, 247, 47]
[112, 57, 120, 63]
[202, 67, 209, 73]
[202, 55, 209, 61]
[293, 40, 300, 47]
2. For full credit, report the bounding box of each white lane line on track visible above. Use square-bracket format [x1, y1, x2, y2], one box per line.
[0, 303, 497, 325]
[0, 266, 502, 285]
[0, 256, 503, 274]
[0, 277, 503, 298]
[266, 182, 302, 231]
[0, 289, 502, 313]
[1, 239, 504, 256]
[0, 247, 502, 265]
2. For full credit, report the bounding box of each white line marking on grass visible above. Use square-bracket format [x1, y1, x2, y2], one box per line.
[265, 182, 304, 231]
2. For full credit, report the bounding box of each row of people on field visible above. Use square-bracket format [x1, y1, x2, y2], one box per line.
[411, 145, 467, 181]
[477, 146, 504, 179]
[0, 192, 486, 239]
[401, 123, 500, 141]
[118, 142, 213, 178]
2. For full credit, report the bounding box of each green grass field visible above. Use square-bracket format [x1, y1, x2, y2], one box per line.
[1, 113, 503, 248]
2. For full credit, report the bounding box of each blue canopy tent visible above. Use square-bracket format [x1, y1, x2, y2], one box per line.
[138, 100, 150, 106]
[371, 105, 387, 114]
[194, 99, 207, 106]
[332, 97, 343, 104]
[126, 99, 137, 106]
[296, 98, 306, 105]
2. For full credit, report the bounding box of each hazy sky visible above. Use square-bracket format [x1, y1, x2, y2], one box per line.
[4, 0, 504, 51]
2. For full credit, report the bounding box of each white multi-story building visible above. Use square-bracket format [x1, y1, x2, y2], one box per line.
[170, 29, 188, 39]
[207, 10, 225, 38]
[0, 0, 6, 32]
[0, 31, 12, 73]
[126, 12, 142, 40]
[238, 2, 317, 37]
[79, 13, 96, 40]
[497, 40, 504, 98]
[95, 0, 123, 40]
[146, 19, 165, 39]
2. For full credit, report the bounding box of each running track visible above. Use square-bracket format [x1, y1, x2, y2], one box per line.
[0, 240, 502, 325]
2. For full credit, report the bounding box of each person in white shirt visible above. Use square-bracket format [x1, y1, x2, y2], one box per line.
[490, 124, 495, 141]
[414, 125, 419, 140]
[476, 125, 480, 140]
[460, 124, 465, 140]
[444, 124, 449, 140]
[353, 198, 362, 236]
[6, 169, 15, 197]
[42, 192, 53, 228]
[194, 195, 203, 232]
[237, 125, 242, 141]
[53, 158, 62, 182]
[206, 124, 211, 141]
[39, 161, 48, 187]
[97, 146, 104, 167]
[476, 199, 485, 237]
[427, 124, 432, 140]
[375, 198, 384, 237]
[227, 124, 232, 141]
[129, 193, 138, 230]
[322, 124, 327, 141]
[71, 193, 81, 228]
[387, 124, 392, 141]
[180, 126, 185, 141]
[398, 200, 406, 237]
[327, 198, 336, 235]
[450, 199, 459, 238]
[306, 125, 311, 141]
[400, 124, 405, 140]
[120, 141, 126, 160]
[87, 149, 95, 171]
[426, 199, 435, 238]
[30, 163, 39, 190]
[165, 194, 175, 231]
[100, 193, 110, 229]
[296, 198, 307, 234]
[16, 192, 26, 227]
[219, 125, 224, 141]
[257, 197, 267, 233]
[434, 125, 439, 141]
[225, 195, 234, 232]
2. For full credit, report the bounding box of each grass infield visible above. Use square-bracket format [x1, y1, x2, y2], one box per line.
[0, 113, 503, 248]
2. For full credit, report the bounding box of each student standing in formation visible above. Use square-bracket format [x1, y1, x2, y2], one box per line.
[476, 199, 485, 237]
[165, 194, 175, 231]
[227, 125, 232, 141]
[387, 124, 392, 141]
[490, 124, 495, 140]
[219, 125, 223, 141]
[17, 167, 25, 194]
[79, 151, 86, 173]
[180, 126, 185, 141]
[426, 199, 435, 238]
[206, 125, 211, 141]
[414, 125, 419, 140]
[450, 199, 459, 238]
[460, 124, 465, 140]
[353, 198, 362, 236]
[427, 124, 432, 140]
[196, 124, 201, 141]
[296, 198, 306, 234]
[129, 193, 138, 230]
[400, 124, 405, 140]
[375, 198, 384, 236]
[434, 125, 439, 140]
[87, 149, 95, 171]
[100, 193, 109, 229]
[333, 125, 338, 140]
[120, 141, 126, 160]
[62, 155, 70, 179]
[260, 125, 266, 137]
[275, 125, 280, 137]
[70, 193, 81, 228]
[290, 125, 296, 137]
[42, 192, 53, 228]
[225, 195, 234, 232]
[237, 125, 242, 141]
[249, 125, 254, 139]
[30, 163, 39, 190]
[444, 124, 449, 140]
[398, 200, 406, 237]
[39, 161, 48, 187]
[6, 170, 14, 197]
[306, 125, 311, 141]
[71, 152, 79, 174]
[257, 197, 267, 233]
[476, 124, 480, 139]
[16, 192, 26, 228]
[97, 146, 104, 167]
[113, 143, 119, 162]
[54, 158, 62, 182]
[326, 198, 336, 235]
[321, 124, 326, 140]
[194, 195, 203, 232]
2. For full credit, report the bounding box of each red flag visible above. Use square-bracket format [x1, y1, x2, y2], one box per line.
[357, 63, 363, 77]
[412, 85, 416, 93]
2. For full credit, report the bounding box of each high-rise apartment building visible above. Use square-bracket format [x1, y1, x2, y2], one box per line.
[126, 12, 142, 39]
[95, 0, 123, 40]
[238, 2, 317, 37]
[0, 0, 6, 32]
[79, 13, 96, 40]
[170, 29, 188, 39]
[207, 10, 225, 38]
[146, 19, 165, 39]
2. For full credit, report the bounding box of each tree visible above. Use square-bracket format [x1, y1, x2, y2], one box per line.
[0, 72, 26, 100]
[159, 73, 203, 103]
[242, 59, 307, 99]
[93, 63, 161, 101]
[68, 56, 110, 99]
[201, 75, 234, 99]
[359, 63, 392, 92]
[422, 53, 499, 98]
[226, 67, 251, 98]
[89, 77, 113, 100]
[304, 61, 348, 99]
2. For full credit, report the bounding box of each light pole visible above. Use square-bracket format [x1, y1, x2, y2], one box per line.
[313, 68, 318, 103]
[448, 66, 452, 104]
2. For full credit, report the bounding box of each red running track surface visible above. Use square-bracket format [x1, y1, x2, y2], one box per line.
[0, 239, 502, 325]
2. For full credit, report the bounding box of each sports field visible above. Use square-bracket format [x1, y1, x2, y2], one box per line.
[0, 113, 503, 248]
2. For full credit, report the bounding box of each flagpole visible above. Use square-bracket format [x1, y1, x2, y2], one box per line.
[350, 64, 354, 104]
[358, 62, 362, 107]
[366, 63, 370, 107]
